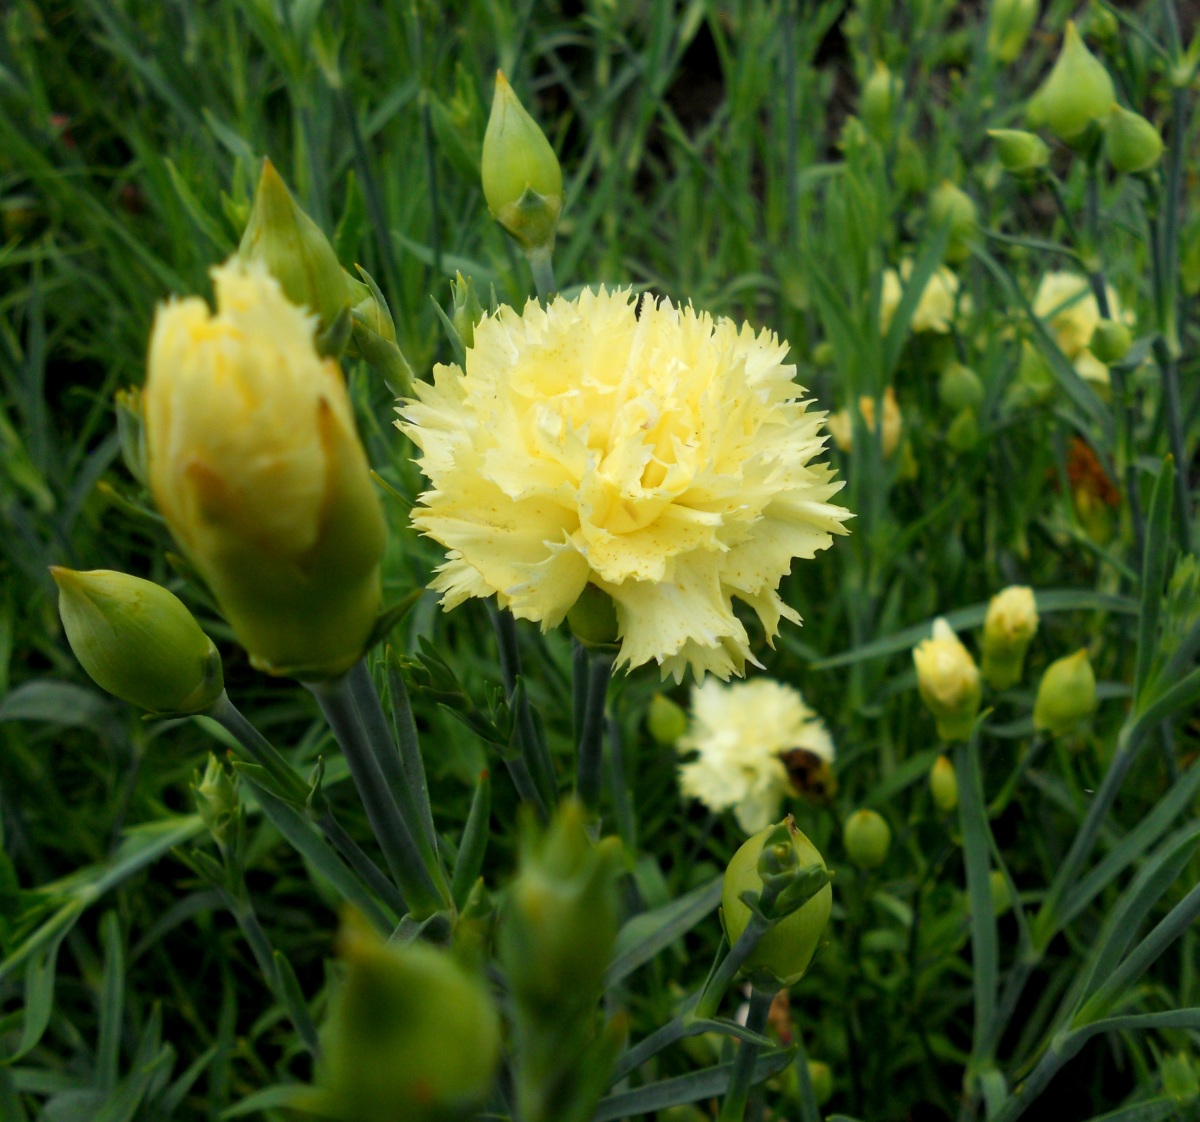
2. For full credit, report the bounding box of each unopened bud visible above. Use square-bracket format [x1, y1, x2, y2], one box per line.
[721, 818, 832, 986]
[930, 755, 959, 813]
[52, 567, 223, 714]
[913, 618, 982, 741]
[1104, 103, 1164, 174]
[1089, 318, 1132, 365]
[861, 61, 898, 143]
[843, 809, 891, 869]
[986, 0, 1038, 64]
[988, 128, 1050, 175]
[895, 132, 930, 196]
[808, 1061, 834, 1106]
[939, 363, 984, 412]
[451, 272, 484, 350]
[1026, 22, 1114, 147]
[990, 869, 1012, 916]
[647, 693, 688, 746]
[193, 755, 239, 851]
[481, 72, 563, 253]
[946, 406, 980, 451]
[981, 585, 1039, 690]
[929, 181, 978, 264]
[1033, 648, 1097, 733]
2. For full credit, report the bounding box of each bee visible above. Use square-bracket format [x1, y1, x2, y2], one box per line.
[779, 748, 838, 802]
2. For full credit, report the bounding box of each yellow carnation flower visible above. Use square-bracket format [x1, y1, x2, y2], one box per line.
[880, 260, 963, 334]
[1033, 271, 1126, 388]
[677, 678, 834, 833]
[145, 258, 386, 678]
[399, 289, 850, 682]
[827, 387, 902, 459]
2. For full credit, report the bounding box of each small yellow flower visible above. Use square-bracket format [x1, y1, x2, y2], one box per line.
[881, 260, 963, 334]
[827, 387, 902, 459]
[913, 618, 982, 741]
[145, 258, 386, 678]
[676, 678, 834, 833]
[399, 289, 850, 682]
[1033, 272, 1127, 388]
[981, 585, 1039, 690]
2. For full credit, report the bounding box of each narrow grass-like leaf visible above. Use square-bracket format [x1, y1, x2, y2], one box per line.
[96, 911, 125, 1091]
[1135, 459, 1174, 705]
[272, 950, 321, 1059]
[451, 769, 491, 908]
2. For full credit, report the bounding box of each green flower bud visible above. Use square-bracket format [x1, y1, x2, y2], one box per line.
[1088, 318, 1133, 364]
[238, 159, 353, 331]
[946, 406, 980, 451]
[843, 809, 891, 869]
[986, 0, 1038, 64]
[1082, 1, 1118, 44]
[981, 585, 1039, 690]
[52, 567, 223, 714]
[861, 61, 898, 143]
[567, 583, 619, 649]
[811, 340, 836, 366]
[499, 800, 620, 1022]
[808, 1060, 834, 1107]
[895, 132, 930, 196]
[647, 692, 688, 746]
[929, 181, 978, 264]
[451, 272, 484, 350]
[481, 72, 564, 253]
[929, 754, 959, 813]
[1104, 103, 1164, 174]
[913, 618, 982, 741]
[939, 362, 984, 412]
[988, 128, 1051, 175]
[989, 869, 1012, 917]
[1026, 22, 1115, 147]
[312, 912, 501, 1122]
[1033, 649, 1097, 733]
[193, 755, 240, 852]
[721, 819, 832, 986]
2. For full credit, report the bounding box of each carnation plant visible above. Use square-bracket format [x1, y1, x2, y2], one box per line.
[1, 2, 1199, 1121]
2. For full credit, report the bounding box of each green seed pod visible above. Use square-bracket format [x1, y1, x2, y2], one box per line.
[1089, 318, 1133, 364]
[1026, 22, 1115, 147]
[1104, 103, 1164, 174]
[986, 0, 1038, 64]
[929, 755, 959, 813]
[928, 181, 978, 264]
[481, 72, 563, 252]
[939, 362, 984, 412]
[1033, 649, 1097, 733]
[721, 819, 832, 986]
[312, 912, 501, 1122]
[52, 567, 223, 714]
[647, 692, 688, 746]
[988, 128, 1050, 175]
[843, 809, 891, 869]
[238, 159, 354, 332]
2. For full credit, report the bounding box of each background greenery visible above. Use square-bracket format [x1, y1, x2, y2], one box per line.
[1, 0, 1198, 1119]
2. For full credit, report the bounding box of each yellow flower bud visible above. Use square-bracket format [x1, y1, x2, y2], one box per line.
[1033, 649, 1097, 733]
[988, 128, 1050, 175]
[881, 260, 963, 334]
[722, 820, 831, 986]
[312, 912, 501, 1122]
[1104, 103, 1164, 174]
[1026, 22, 1115, 147]
[238, 159, 354, 332]
[144, 258, 386, 679]
[827, 388, 903, 460]
[981, 585, 1039, 690]
[843, 808, 891, 869]
[929, 180, 978, 264]
[481, 72, 563, 253]
[52, 567, 223, 714]
[930, 755, 959, 813]
[986, 0, 1038, 64]
[861, 61, 898, 143]
[913, 618, 982, 741]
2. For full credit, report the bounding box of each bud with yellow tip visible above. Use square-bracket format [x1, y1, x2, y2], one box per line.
[1104, 103, 1164, 174]
[309, 911, 501, 1122]
[144, 258, 386, 680]
[1026, 22, 1114, 147]
[913, 618, 982, 741]
[843, 809, 891, 869]
[52, 567, 223, 714]
[1033, 649, 1097, 733]
[238, 159, 355, 333]
[481, 72, 563, 254]
[981, 586, 1039, 690]
[929, 754, 959, 813]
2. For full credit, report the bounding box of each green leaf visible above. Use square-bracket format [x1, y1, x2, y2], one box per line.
[604, 877, 722, 989]
[451, 769, 491, 908]
[1136, 459, 1175, 706]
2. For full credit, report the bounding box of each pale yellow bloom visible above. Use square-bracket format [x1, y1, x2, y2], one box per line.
[399, 289, 850, 682]
[827, 388, 902, 459]
[981, 585, 1039, 690]
[880, 260, 963, 334]
[677, 678, 834, 833]
[1033, 272, 1126, 388]
[144, 258, 386, 678]
[913, 618, 982, 741]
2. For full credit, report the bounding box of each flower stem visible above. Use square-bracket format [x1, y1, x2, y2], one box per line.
[307, 670, 449, 918]
[716, 987, 776, 1122]
[575, 642, 614, 812]
[527, 245, 557, 302]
